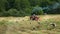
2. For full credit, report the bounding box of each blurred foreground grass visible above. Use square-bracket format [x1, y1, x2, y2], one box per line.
[0, 15, 60, 34]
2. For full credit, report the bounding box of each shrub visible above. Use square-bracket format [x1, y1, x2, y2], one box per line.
[8, 9, 18, 16]
[32, 6, 44, 15]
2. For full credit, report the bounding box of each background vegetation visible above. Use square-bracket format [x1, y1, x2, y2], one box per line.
[0, 0, 60, 16]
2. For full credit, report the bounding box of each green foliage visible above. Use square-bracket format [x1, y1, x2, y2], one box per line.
[33, 9, 44, 15]
[32, 5, 44, 15]
[24, 8, 32, 15]
[0, 0, 60, 16]
[8, 9, 18, 16]
[37, 9, 44, 15]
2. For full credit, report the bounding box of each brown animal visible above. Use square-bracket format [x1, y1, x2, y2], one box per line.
[30, 15, 39, 21]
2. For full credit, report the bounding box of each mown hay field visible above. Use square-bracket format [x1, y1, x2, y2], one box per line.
[0, 15, 60, 34]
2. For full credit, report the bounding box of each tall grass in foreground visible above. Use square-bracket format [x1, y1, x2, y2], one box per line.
[0, 17, 60, 34]
[0, 20, 7, 34]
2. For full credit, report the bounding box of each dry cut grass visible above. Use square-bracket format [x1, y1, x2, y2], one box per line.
[0, 15, 60, 34]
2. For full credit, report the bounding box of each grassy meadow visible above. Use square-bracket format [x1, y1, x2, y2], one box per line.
[0, 15, 60, 34]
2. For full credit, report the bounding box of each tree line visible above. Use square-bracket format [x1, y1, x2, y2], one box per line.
[0, 0, 60, 17]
